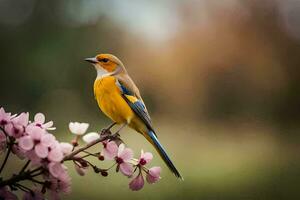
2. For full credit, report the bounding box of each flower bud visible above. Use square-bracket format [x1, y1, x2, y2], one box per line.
[98, 155, 105, 161]
[101, 171, 108, 177]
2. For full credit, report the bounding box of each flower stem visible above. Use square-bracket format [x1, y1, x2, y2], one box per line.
[19, 160, 31, 174]
[0, 166, 44, 187]
[63, 134, 111, 161]
[0, 142, 12, 174]
[15, 183, 33, 193]
[0, 171, 30, 187]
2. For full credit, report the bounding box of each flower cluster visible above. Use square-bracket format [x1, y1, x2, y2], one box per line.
[0, 108, 71, 199]
[69, 123, 161, 191]
[0, 107, 162, 199]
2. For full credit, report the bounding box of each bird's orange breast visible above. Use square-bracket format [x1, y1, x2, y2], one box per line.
[93, 76, 134, 124]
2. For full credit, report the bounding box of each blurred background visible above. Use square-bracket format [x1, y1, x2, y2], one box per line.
[1, 0, 300, 199]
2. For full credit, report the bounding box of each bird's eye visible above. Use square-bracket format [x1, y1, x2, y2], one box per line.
[100, 58, 109, 63]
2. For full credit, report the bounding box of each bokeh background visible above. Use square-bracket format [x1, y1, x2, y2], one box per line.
[1, 0, 300, 199]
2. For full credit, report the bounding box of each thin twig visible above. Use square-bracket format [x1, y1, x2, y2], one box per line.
[63, 135, 111, 161]
[0, 142, 12, 174]
[15, 183, 32, 193]
[81, 151, 99, 159]
[29, 178, 45, 185]
[0, 166, 43, 187]
[30, 171, 44, 178]
[19, 160, 31, 174]
[29, 167, 43, 175]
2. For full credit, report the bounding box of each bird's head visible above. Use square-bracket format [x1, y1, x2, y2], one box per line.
[85, 54, 125, 78]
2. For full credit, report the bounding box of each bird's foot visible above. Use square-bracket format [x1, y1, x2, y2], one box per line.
[99, 122, 116, 137]
[100, 128, 112, 137]
[107, 132, 120, 141]
[106, 132, 123, 146]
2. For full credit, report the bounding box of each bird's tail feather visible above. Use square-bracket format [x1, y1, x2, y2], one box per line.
[146, 130, 183, 180]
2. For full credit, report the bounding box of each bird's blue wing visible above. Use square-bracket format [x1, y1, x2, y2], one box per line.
[116, 79, 154, 133]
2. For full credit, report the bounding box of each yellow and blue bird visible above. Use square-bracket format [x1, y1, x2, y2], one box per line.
[85, 53, 182, 179]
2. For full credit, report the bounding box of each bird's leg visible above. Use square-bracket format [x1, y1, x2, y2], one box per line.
[109, 123, 127, 140]
[100, 122, 117, 136]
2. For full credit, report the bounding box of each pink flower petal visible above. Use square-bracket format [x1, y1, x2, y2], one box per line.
[0, 131, 5, 142]
[48, 148, 63, 162]
[129, 173, 144, 191]
[0, 107, 12, 125]
[60, 142, 73, 155]
[119, 148, 133, 161]
[6, 124, 24, 138]
[12, 112, 29, 126]
[18, 136, 34, 151]
[0, 186, 18, 200]
[102, 141, 118, 160]
[48, 162, 65, 178]
[117, 143, 125, 155]
[74, 164, 87, 176]
[140, 151, 153, 164]
[23, 190, 44, 200]
[119, 162, 133, 176]
[26, 125, 44, 141]
[34, 143, 48, 158]
[146, 167, 161, 184]
[25, 150, 41, 166]
[41, 134, 56, 147]
[12, 145, 26, 159]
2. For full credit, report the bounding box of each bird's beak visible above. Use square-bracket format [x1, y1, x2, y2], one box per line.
[84, 57, 98, 64]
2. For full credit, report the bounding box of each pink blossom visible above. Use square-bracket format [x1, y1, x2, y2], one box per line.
[48, 162, 67, 179]
[0, 107, 12, 126]
[129, 173, 144, 191]
[23, 190, 44, 200]
[26, 125, 44, 141]
[60, 142, 73, 155]
[48, 147, 63, 162]
[116, 144, 133, 176]
[19, 126, 46, 157]
[34, 143, 48, 158]
[138, 150, 153, 166]
[0, 186, 18, 200]
[41, 133, 56, 148]
[101, 140, 118, 160]
[19, 126, 63, 162]
[58, 173, 72, 192]
[5, 112, 29, 138]
[12, 144, 26, 159]
[25, 150, 41, 166]
[5, 123, 25, 138]
[74, 163, 88, 176]
[146, 167, 161, 184]
[18, 135, 34, 150]
[49, 172, 72, 197]
[12, 112, 29, 126]
[33, 113, 56, 130]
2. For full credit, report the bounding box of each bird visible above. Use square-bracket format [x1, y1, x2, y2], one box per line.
[85, 53, 182, 179]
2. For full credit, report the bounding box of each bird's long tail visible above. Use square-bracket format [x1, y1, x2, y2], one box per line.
[145, 130, 183, 180]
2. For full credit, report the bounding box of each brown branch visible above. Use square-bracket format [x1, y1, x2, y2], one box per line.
[62, 135, 108, 161]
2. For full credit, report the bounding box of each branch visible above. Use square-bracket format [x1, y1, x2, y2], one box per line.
[0, 167, 43, 187]
[0, 171, 30, 187]
[63, 135, 108, 161]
